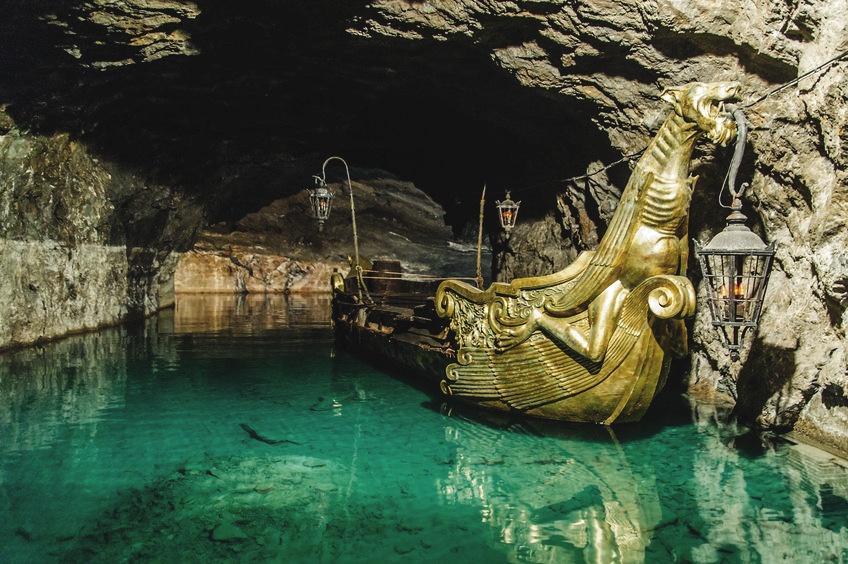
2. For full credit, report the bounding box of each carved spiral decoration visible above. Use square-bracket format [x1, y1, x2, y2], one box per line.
[455, 349, 475, 367]
[646, 276, 696, 319]
[440, 380, 453, 395]
[488, 296, 530, 333]
[435, 287, 455, 318]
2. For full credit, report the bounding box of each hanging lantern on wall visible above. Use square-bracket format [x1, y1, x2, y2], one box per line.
[695, 108, 774, 356]
[695, 194, 775, 354]
[307, 176, 334, 231]
[495, 190, 521, 235]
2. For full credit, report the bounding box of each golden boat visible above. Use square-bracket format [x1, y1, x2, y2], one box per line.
[332, 81, 742, 424]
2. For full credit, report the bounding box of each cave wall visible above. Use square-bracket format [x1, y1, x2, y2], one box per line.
[1, 0, 846, 452]
[0, 123, 128, 347]
[0, 108, 202, 350]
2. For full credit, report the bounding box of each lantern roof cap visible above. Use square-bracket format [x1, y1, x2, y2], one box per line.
[699, 209, 773, 254]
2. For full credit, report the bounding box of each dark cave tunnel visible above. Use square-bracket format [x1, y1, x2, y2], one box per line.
[0, 0, 623, 240]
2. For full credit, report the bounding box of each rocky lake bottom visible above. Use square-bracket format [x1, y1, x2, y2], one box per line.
[2, 294, 847, 563]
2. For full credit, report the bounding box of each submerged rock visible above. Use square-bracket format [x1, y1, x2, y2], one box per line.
[210, 522, 249, 543]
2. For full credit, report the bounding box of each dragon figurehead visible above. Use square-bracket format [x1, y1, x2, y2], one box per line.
[660, 81, 741, 146]
[494, 81, 746, 354]
[434, 80, 753, 422]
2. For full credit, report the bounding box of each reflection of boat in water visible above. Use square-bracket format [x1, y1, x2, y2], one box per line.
[434, 407, 662, 563]
[332, 81, 742, 424]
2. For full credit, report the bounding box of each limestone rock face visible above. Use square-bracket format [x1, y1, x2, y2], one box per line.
[0, 111, 201, 350]
[175, 172, 484, 294]
[175, 250, 343, 295]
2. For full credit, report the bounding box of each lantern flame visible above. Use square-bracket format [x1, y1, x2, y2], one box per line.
[718, 283, 745, 299]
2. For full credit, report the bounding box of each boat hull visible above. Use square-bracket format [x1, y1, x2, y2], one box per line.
[331, 263, 455, 386]
[331, 268, 692, 425]
[332, 301, 453, 386]
[435, 273, 695, 424]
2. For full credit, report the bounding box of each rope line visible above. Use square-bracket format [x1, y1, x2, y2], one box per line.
[742, 47, 848, 109]
[558, 150, 646, 184]
[511, 48, 848, 195]
[362, 273, 478, 282]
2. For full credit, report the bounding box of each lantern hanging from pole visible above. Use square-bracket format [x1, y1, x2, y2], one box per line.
[495, 190, 521, 235]
[695, 107, 774, 356]
[307, 176, 334, 231]
[307, 156, 370, 303]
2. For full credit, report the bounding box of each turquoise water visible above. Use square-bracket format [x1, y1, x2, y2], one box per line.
[1, 295, 847, 563]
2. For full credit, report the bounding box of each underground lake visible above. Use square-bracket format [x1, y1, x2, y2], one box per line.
[1, 294, 847, 563]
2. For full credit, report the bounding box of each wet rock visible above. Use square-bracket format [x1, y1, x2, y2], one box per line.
[394, 541, 417, 555]
[259, 526, 282, 547]
[210, 521, 248, 543]
[0, 121, 202, 350]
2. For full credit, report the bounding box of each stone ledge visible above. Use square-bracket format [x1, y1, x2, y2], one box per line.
[174, 249, 346, 294]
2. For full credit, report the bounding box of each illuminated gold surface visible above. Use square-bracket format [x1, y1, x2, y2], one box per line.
[436, 82, 740, 424]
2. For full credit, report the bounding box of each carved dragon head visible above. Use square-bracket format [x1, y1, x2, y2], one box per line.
[661, 81, 741, 146]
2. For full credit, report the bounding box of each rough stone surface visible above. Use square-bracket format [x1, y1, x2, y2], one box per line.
[176, 250, 346, 295]
[210, 521, 249, 543]
[1, 1, 847, 451]
[0, 240, 129, 347]
[175, 172, 486, 293]
[0, 109, 201, 350]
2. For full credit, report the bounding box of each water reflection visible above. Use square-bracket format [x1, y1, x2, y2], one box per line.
[436, 403, 848, 562]
[0, 295, 847, 563]
[436, 408, 661, 563]
[671, 402, 848, 562]
[0, 295, 331, 455]
[173, 293, 332, 334]
[0, 329, 129, 454]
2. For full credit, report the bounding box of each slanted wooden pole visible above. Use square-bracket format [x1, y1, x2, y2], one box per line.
[476, 184, 486, 290]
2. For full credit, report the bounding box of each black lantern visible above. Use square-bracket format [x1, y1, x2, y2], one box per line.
[307, 176, 334, 231]
[495, 191, 521, 235]
[696, 193, 775, 355]
[307, 156, 369, 303]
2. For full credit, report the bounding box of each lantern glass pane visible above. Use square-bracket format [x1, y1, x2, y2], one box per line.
[697, 246, 774, 351]
[496, 197, 520, 231]
[501, 207, 516, 228]
[309, 188, 333, 221]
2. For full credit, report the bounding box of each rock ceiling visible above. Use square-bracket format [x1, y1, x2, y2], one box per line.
[3, 0, 816, 228]
[3, 0, 619, 228]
